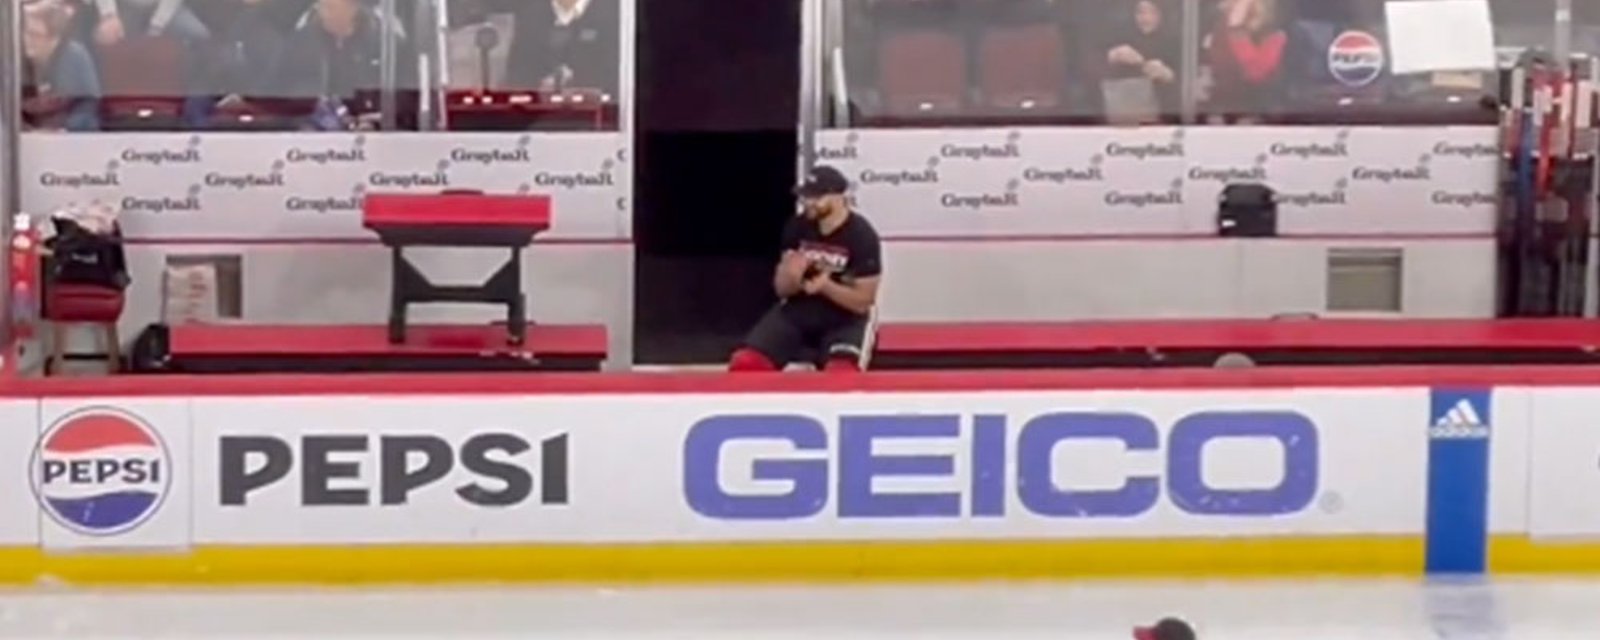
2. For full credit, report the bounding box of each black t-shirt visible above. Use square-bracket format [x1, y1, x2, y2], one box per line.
[780, 212, 882, 328]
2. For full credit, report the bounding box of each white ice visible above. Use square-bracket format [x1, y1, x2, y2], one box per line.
[0, 578, 1593, 639]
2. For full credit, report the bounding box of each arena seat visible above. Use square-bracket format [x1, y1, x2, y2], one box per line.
[97, 36, 187, 130]
[976, 22, 1066, 113]
[876, 28, 967, 117]
[868, 319, 1600, 369]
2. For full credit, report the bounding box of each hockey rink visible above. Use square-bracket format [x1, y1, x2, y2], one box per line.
[0, 579, 1592, 639]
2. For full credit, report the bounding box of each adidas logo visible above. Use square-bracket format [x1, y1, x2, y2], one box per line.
[1429, 399, 1489, 440]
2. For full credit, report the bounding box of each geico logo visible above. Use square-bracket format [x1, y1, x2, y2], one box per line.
[39, 172, 120, 188]
[1104, 142, 1184, 159]
[858, 169, 938, 186]
[121, 196, 201, 213]
[218, 433, 570, 507]
[940, 143, 1021, 160]
[1022, 166, 1104, 183]
[1269, 142, 1349, 159]
[449, 147, 532, 164]
[1431, 191, 1496, 207]
[1277, 191, 1347, 207]
[369, 172, 450, 188]
[1104, 190, 1182, 207]
[1350, 166, 1432, 182]
[120, 148, 201, 165]
[285, 148, 367, 164]
[940, 192, 1019, 209]
[1187, 166, 1267, 182]
[817, 146, 859, 160]
[1431, 141, 1498, 159]
[533, 171, 614, 188]
[204, 172, 286, 190]
[683, 411, 1319, 519]
[285, 196, 363, 213]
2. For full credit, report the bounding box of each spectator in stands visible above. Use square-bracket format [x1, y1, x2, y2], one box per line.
[21, 0, 102, 131]
[275, 0, 398, 129]
[186, 0, 294, 128]
[92, 0, 210, 44]
[199, 0, 292, 97]
[493, 0, 619, 95]
[1202, 0, 1285, 123]
[1099, 0, 1181, 123]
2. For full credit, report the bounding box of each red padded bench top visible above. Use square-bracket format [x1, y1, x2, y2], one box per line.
[874, 319, 1600, 354]
[363, 193, 552, 229]
[170, 323, 606, 358]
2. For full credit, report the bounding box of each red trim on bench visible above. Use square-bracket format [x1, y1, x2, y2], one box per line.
[874, 319, 1600, 353]
[6, 366, 1600, 398]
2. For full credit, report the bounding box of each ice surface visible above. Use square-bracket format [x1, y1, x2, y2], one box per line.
[0, 578, 1593, 639]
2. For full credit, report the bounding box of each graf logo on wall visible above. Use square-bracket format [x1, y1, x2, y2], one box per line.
[122, 184, 204, 214]
[284, 135, 369, 164]
[940, 131, 1023, 161]
[205, 160, 288, 191]
[527, 158, 618, 190]
[1431, 191, 1496, 208]
[1277, 179, 1350, 208]
[860, 156, 940, 187]
[817, 132, 860, 161]
[1022, 154, 1106, 183]
[1431, 141, 1499, 160]
[119, 135, 203, 166]
[1328, 31, 1385, 88]
[370, 160, 451, 189]
[1104, 139, 1185, 160]
[1105, 178, 1185, 208]
[38, 160, 120, 189]
[1269, 130, 1351, 159]
[31, 408, 171, 536]
[286, 184, 366, 214]
[450, 135, 534, 165]
[1188, 154, 1269, 183]
[940, 179, 1021, 210]
[1350, 154, 1432, 183]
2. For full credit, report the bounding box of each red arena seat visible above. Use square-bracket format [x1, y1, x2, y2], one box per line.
[877, 28, 967, 118]
[977, 22, 1066, 113]
[97, 36, 186, 129]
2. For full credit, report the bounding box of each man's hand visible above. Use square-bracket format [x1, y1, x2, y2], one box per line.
[781, 250, 810, 280]
[1143, 60, 1175, 83]
[774, 250, 811, 298]
[802, 272, 829, 295]
[95, 15, 125, 46]
[1109, 45, 1144, 66]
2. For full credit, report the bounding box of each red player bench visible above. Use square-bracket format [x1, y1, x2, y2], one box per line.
[128, 323, 607, 374]
[869, 319, 1600, 369]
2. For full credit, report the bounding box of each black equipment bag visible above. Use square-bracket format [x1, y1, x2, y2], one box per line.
[46, 218, 130, 289]
[1217, 183, 1279, 238]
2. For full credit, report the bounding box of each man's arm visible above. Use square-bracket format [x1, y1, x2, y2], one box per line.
[772, 218, 807, 298]
[812, 275, 879, 316]
[774, 251, 806, 298]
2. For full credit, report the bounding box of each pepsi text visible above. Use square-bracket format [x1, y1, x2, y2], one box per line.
[219, 433, 570, 507]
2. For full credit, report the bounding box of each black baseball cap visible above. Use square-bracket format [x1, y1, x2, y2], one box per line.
[1134, 618, 1196, 640]
[796, 165, 850, 198]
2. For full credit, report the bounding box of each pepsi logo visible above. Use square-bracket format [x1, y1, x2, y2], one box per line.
[1328, 30, 1385, 88]
[31, 408, 171, 536]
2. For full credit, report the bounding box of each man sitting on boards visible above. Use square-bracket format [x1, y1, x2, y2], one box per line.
[729, 166, 882, 373]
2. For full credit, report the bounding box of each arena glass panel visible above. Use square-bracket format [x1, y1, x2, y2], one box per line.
[803, 0, 1529, 324]
[6, 0, 637, 375]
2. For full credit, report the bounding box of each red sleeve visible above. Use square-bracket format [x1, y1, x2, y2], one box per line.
[1225, 30, 1286, 83]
